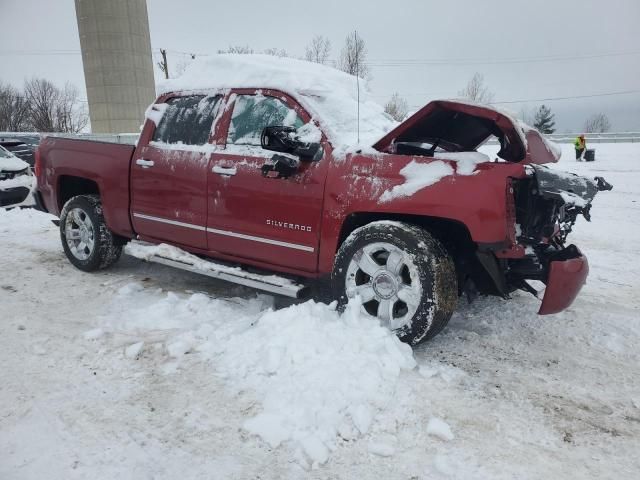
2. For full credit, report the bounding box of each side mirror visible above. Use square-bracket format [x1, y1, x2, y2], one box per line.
[261, 126, 322, 161]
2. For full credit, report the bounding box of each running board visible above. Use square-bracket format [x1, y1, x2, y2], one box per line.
[125, 241, 307, 298]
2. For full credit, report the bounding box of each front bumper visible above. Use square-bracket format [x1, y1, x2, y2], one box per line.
[538, 246, 589, 314]
[0, 171, 36, 208]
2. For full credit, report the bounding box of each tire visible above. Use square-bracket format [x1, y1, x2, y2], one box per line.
[59, 194, 122, 272]
[332, 221, 457, 345]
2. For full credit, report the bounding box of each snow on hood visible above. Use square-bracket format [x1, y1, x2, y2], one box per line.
[158, 54, 397, 150]
[0, 146, 29, 172]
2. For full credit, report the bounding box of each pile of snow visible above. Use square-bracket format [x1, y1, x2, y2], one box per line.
[158, 54, 397, 151]
[98, 284, 416, 466]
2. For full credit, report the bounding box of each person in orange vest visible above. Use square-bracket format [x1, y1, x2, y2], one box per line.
[574, 134, 586, 161]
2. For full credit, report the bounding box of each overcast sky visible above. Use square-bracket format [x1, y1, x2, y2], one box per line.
[1, 0, 639, 131]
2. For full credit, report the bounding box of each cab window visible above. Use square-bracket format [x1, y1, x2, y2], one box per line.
[227, 95, 304, 146]
[152, 95, 221, 145]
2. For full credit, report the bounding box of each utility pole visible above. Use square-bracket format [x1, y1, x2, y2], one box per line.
[158, 48, 169, 79]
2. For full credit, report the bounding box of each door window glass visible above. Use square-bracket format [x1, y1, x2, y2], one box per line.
[152, 95, 221, 145]
[227, 95, 304, 146]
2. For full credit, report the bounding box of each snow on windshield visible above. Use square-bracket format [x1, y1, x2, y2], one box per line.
[158, 54, 397, 152]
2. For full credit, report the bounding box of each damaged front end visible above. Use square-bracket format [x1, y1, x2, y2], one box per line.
[506, 166, 612, 313]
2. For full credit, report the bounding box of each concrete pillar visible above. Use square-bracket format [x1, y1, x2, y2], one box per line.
[75, 0, 156, 133]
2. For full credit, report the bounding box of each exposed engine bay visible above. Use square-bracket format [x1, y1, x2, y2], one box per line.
[507, 165, 612, 295]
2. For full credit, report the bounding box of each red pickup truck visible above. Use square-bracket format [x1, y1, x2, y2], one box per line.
[35, 56, 609, 345]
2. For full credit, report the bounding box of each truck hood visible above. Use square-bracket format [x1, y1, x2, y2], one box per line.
[372, 100, 561, 164]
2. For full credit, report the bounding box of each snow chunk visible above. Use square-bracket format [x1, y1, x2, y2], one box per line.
[125, 341, 144, 359]
[243, 413, 290, 449]
[380, 160, 454, 202]
[83, 328, 104, 340]
[367, 439, 396, 457]
[433, 151, 489, 175]
[418, 362, 466, 384]
[426, 417, 454, 441]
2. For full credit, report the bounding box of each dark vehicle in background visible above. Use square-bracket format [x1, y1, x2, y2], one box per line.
[0, 134, 41, 167]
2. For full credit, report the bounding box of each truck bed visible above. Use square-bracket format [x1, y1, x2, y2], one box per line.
[37, 136, 136, 238]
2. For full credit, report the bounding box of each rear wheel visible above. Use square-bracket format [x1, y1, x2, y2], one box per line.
[332, 221, 457, 345]
[60, 195, 122, 271]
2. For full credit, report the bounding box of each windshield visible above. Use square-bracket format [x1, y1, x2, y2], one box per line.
[0, 146, 13, 158]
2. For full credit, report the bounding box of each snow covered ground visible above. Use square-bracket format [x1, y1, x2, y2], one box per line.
[1, 143, 639, 479]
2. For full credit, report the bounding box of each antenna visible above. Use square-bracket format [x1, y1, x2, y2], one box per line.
[355, 30, 360, 144]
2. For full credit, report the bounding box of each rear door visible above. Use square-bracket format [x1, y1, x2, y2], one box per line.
[206, 91, 329, 272]
[130, 94, 221, 249]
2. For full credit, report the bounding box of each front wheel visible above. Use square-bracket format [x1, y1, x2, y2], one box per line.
[332, 221, 457, 345]
[59, 195, 122, 272]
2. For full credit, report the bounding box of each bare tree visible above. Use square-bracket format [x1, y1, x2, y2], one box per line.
[384, 93, 409, 121]
[0, 82, 32, 131]
[305, 35, 331, 64]
[263, 48, 288, 57]
[338, 32, 370, 79]
[218, 45, 254, 54]
[24, 78, 58, 132]
[458, 72, 494, 104]
[54, 83, 88, 133]
[23, 78, 87, 133]
[583, 113, 611, 133]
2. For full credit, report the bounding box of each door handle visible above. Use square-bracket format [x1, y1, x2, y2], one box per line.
[136, 159, 155, 168]
[212, 165, 237, 176]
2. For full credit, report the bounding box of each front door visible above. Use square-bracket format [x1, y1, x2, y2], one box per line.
[131, 94, 221, 249]
[207, 92, 328, 272]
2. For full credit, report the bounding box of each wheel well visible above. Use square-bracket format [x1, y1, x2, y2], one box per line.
[336, 212, 503, 297]
[337, 212, 475, 255]
[57, 176, 99, 210]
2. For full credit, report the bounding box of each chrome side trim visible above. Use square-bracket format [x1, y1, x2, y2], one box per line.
[132, 213, 314, 252]
[206, 227, 315, 252]
[132, 213, 206, 231]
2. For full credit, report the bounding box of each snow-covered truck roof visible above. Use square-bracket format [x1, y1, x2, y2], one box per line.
[158, 54, 397, 150]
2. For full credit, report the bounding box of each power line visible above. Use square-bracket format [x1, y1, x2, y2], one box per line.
[407, 89, 640, 108]
[365, 50, 640, 67]
[492, 89, 640, 105]
[0, 49, 82, 56]
[2, 48, 639, 66]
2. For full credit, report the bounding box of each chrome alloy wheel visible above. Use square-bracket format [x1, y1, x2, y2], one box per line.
[345, 242, 422, 330]
[64, 207, 95, 261]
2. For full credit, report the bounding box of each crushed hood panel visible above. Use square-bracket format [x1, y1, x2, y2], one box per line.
[373, 100, 560, 164]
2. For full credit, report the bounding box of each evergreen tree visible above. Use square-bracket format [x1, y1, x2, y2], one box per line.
[533, 104, 556, 134]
